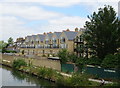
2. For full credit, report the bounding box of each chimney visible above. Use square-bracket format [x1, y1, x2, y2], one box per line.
[75, 28, 78, 32]
[43, 32, 46, 35]
[66, 29, 70, 31]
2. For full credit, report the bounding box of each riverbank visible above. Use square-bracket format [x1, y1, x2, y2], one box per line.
[1, 65, 56, 86]
[1, 54, 117, 87]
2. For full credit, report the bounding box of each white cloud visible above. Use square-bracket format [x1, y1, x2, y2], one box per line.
[0, 0, 119, 41]
[49, 16, 88, 26]
[0, 0, 82, 7]
[39, 16, 88, 33]
[0, 16, 38, 41]
[0, 3, 63, 20]
[1, 0, 119, 7]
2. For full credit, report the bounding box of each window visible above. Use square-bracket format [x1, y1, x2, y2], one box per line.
[60, 37, 65, 43]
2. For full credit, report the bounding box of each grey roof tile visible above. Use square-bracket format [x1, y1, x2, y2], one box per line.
[38, 34, 45, 42]
[54, 32, 62, 39]
[47, 33, 53, 39]
[64, 31, 78, 40]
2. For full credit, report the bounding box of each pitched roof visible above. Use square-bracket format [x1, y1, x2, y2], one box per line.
[54, 32, 62, 39]
[25, 36, 32, 42]
[32, 35, 37, 41]
[64, 31, 78, 40]
[38, 34, 45, 42]
[47, 33, 53, 39]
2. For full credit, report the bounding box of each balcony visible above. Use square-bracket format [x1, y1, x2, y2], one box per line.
[74, 39, 83, 43]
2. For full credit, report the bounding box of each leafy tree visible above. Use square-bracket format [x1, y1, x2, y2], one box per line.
[8, 37, 14, 45]
[68, 52, 78, 63]
[84, 5, 120, 59]
[0, 41, 8, 52]
[58, 49, 69, 63]
[101, 54, 120, 69]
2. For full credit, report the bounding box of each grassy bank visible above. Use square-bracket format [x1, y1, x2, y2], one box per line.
[2, 58, 119, 87]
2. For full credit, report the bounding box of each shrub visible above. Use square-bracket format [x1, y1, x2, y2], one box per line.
[38, 67, 47, 78]
[2, 50, 17, 53]
[12, 59, 27, 69]
[42, 54, 46, 57]
[58, 49, 69, 63]
[68, 53, 78, 63]
[86, 57, 102, 66]
[101, 54, 120, 69]
[60, 73, 90, 86]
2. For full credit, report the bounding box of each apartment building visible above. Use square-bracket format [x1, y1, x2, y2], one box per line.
[20, 29, 83, 57]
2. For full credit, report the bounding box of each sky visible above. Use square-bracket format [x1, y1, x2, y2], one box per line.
[0, 0, 119, 42]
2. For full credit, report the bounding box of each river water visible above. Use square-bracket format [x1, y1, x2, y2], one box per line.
[0, 65, 56, 87]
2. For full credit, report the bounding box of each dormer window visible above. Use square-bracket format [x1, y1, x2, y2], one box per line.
[31, 41, 33, 44]
[52, 38, 57, 43]
[45, 39, 49, 44]
[60, 37, 65, 43]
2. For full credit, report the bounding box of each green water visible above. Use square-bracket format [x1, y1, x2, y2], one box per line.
[1, 65, 56, 87]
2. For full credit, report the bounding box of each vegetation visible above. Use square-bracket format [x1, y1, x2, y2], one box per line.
[21, 50, 24, 55]
[0, 41, 8, 52]
[8, 37, 14, 45]
[42, 54, 46, 57]
[58, 49, 69, 63]
[0, 37, 15, 53]
[68, 52, 78, 63]
[12, 59, 27, 69]
[101, 54, 120, 69]
[56, 73, 100, 86]
[84, 5, 120, 59]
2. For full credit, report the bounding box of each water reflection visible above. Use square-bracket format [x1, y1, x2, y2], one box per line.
[1, 65, 56, 87]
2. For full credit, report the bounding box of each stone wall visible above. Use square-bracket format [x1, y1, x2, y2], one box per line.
[1, 54, 61, 71]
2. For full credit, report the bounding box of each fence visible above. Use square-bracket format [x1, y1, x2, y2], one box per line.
[61, 63, 120, 80]
[84, 66, 120, 79]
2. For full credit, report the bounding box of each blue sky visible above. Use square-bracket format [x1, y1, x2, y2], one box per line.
[0, 0, 119, 41]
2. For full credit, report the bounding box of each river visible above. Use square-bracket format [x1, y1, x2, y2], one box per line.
[0, 65, 56, 87]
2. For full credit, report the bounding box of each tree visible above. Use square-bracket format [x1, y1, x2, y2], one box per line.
[58, 49, 69, 63]
[84, 5, 120, 59]
[8, 37, 13, 45]
[0, 41, 8, 52]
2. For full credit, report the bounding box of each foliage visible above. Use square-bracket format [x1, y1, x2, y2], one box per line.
[37, 67, 61, 81]
[0, 41, 8, 52]
[84, 5, 120, 59]
[21, 50, 24, 55]
[42, 54, 46, 57]
[86, 57, 102, 66]
[38, 67, 47, 78]
[101, 54, 120, 69]
[68, 52, 78, 63]
[58, 49, 69, 63]
[8, 37, 14, 45]
[3, 50, 17, 53]
[57, 73, 91, 86]
[12, 59, 27, 69]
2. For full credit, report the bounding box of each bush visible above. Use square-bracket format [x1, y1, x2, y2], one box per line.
[86, 57, 102, 66]
[42, 54, 46, 57]
[68, 53, 78, 63]
[38, 67, 46, 78]
[2, 50, 17, 53]
[101, 54, 120, 69]
[59, 73, 90, 86]
[37, 67, 59, 80]
[58, 49, 69, 63]
[12, 59, 27, 69]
